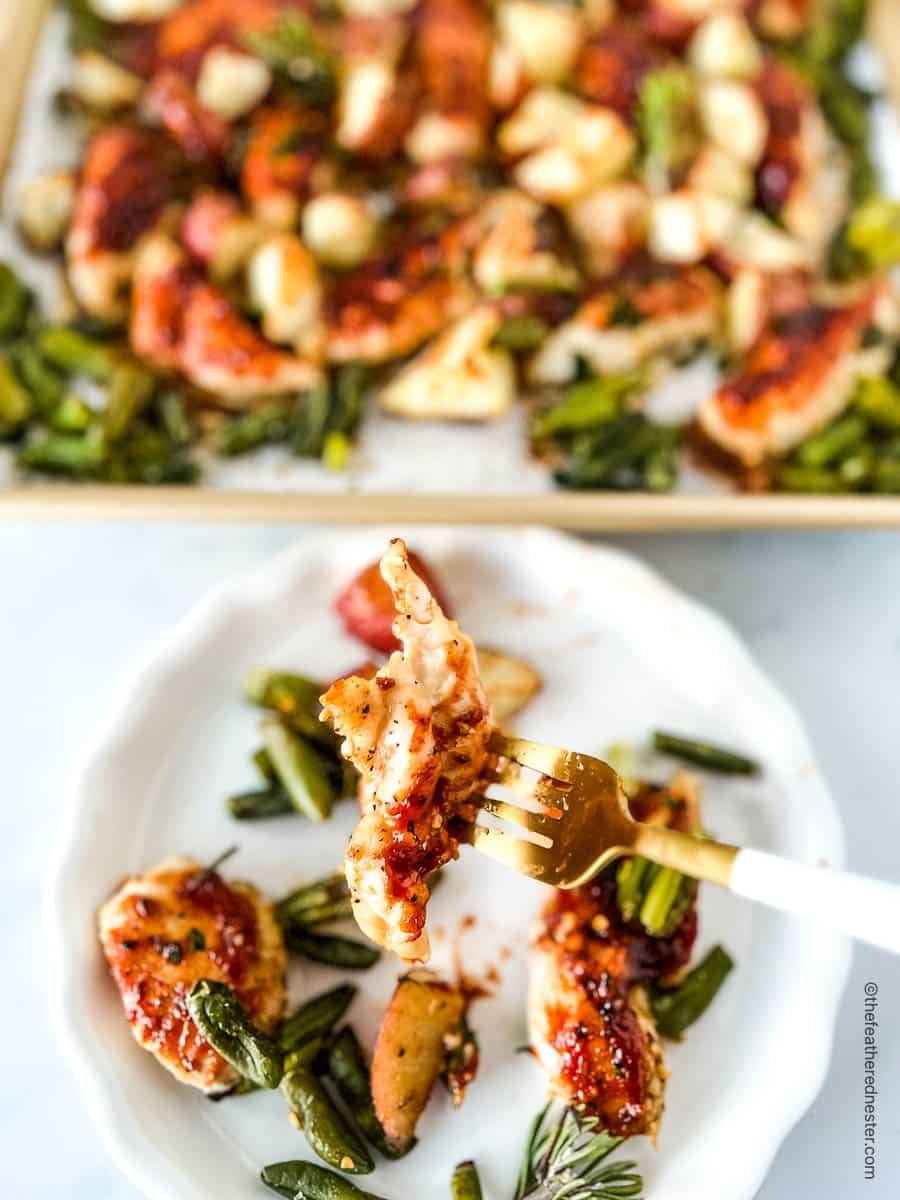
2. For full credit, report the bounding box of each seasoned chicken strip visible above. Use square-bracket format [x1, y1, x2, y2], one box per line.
[98, 856, 286, 1094]
[130, 233, 322, 403]
[529, 262, 721, 384]
[321, 539, 492, 962]
[529, 775, 701, 1137]
[699, 283, 897, 467]
[66, 126, 171, 321]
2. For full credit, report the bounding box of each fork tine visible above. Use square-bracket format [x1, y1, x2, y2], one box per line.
[471, 824, 560, 883]
[483, 764, 568, 809]
[479, 796, 561, 840]
[489, 731, 583, 784]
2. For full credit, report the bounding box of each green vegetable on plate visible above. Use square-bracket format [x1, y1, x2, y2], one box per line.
[186, 979, 284, 1090]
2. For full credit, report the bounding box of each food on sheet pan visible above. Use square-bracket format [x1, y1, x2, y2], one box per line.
[2, 0, 898, 493]
[96, 542, 748, 1190]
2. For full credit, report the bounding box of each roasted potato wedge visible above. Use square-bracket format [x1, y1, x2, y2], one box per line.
[371, 970, 466, 1153]
[475, 647, 542, 723]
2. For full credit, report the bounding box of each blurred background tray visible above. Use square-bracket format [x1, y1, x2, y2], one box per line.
[1, 0, 899, 530]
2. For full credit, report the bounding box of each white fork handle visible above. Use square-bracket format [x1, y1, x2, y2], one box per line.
[730, 848, 900, 955]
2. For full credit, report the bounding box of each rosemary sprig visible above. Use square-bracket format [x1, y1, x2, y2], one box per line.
[514, 1104, 643, 1200]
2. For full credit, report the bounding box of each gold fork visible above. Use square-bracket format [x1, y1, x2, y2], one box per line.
[473, 731, 900, 954]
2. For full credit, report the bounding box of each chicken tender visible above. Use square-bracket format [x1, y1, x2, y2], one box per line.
[529, 775, 701, 1137]
[98, 856, 286, 1094]
[699, 283, 896, 466]
[321, 539, 492, 962]
[66, 126, 171, 320]
[529, 261, 721, 383]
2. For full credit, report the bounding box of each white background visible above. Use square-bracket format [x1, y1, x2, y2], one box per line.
[0, 522, 897, 1198]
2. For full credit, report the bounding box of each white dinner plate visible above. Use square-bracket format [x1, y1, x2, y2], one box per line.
[46, 528, 849, 1200]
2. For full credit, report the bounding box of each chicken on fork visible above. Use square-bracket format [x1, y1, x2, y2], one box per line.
[321, 539, 493, 962]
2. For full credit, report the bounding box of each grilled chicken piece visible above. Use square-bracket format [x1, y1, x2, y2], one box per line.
[753, 61, 848, 261]
[529, 261, 721, 383]
[66, 126, 171, 320]
[142, 69, 232, 163]
[406, 0, 492, 163]
[699, 283, 897, 466]
[131, 234, 322, 401]
[529, 774, 701, 1137]
[324, 229, 473, 363]
[336, 13, 418, 160]
[574, 25, 666, 119]
[155, 0, 298, 80]
[241, 104, 326, 229]
[130, 233, 195, 370]
[181, 282, 323, 400]
[98, 856, 286, 1094]
[321, 539, 492, 962]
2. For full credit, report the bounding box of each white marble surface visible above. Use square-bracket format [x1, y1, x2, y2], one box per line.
[1, 521, 898, 1199]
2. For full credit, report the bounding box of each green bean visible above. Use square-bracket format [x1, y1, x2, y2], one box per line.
[532, 375, 639, 439]
[556, 418, 671, 490]
[323, 431, 351, 471]
[277, 874, 350, 926]
[67, 314, 122, 341]
[17, 426, 106, 475]
[104, 361, 156, 440]
[638, 65, 697, 179]
[117, 450, 200, 485]
[215, 403, 292, 456]
[451, 1161, 483, 1200]
[50, 392, 93, 433]
[615, 856, 653, 924]
[11, 343, 65, 415]
[653, 731, 760, 776]
[280, 1066, 374, 1174]
[262, 1160, 386, 1200]
[261, 718, 337, 821]
[643, 444, 678, 493]
[795, 414, 867, 468]
[327, 1025, 410, 1159]
[873, 458, 900, 494]
[279, 983, 357, 1053]
[246, 668, 323, 712]
[327, 365, 368, 437]
[854, 377, 900, 431]
[0, 354, 32, 435]
[844, 197, 900, 270]
[284, 1034, 325, 1074]
[491, 315, 548, 353]
[246, 12, 336, 108]
[187, 980, 284, 1089]
[254, 746, 277, 781]
[285, 929, 381, 970]
[639, 867, 696, 939]
[651, 944, 734, 1038]
[0, 263, 32, 340]
[227, 785, 295, 820]
[292, 383, 331, 457]
[156, 389, 194, 445]
[837, 444, 874, 488]
[38, 327, 116, 380]
[776, 464, 849, 493]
